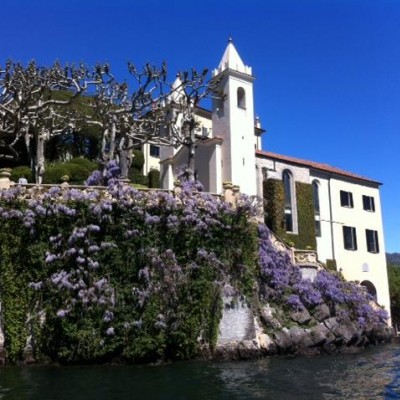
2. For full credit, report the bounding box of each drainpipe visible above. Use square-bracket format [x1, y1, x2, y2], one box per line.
[328, 176, 336, 261]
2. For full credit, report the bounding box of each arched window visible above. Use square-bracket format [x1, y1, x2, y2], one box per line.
[283, 170, 294, 232]
[312, 180, 321, 236]
[360, 280, 377, 300]
[312, 180, 320, 215]
[237, 87, 246, 109]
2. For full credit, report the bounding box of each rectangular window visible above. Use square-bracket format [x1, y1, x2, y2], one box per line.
[150, 145, 160, 157]
[363, 195, 375, 212]
[366, 229, 379, 253]
[315, 220, 321, 237]
[340, 190, 354, 208]
[343, 226, 357, 250]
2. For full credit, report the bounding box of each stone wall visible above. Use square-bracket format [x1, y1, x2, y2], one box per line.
[214, 296, 393, 361]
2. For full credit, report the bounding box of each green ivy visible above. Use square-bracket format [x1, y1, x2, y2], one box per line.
[263, 179, 317, 250]
[326, 259, 337, 271]
[0, 191, 259, 364]
[0, 235, 30, 362]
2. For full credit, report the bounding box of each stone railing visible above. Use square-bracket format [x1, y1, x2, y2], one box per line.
[267, 230, 325, 281]
[293, 249, 318, 267]
[0, 171, 244, 206]
[269, 231, 292, 255]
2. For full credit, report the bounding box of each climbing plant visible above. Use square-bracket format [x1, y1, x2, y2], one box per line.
[263, 179, 316, 250]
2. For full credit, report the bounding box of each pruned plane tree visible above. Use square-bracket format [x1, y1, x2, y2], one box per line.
[0, 58, 221, 183]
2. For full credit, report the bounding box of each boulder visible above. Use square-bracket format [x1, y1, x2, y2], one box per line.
[290, 309, 312, 324]
[237, 340, 261, 360]
[260, 306, 281, 330]
[258, 333, 278, 355]
[331, 321, 359, 344]
[274, 329, 293, 352]
[309, 323, 329, 347]
[213, 343, 240, 361]
[289, 326, 314, 349]
[323, 317, 339, 332]
[313, 303, 331, 322]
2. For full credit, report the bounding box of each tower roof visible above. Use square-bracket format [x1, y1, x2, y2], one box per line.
[213, 38, 252, 77]
[168, 74, 184, 103]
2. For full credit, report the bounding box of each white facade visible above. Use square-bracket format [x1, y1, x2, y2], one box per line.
[327, 177, 390, 310]
[256, 151, 390, 316]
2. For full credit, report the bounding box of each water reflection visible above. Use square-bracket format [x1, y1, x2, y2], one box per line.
[0, 344, 399, 399]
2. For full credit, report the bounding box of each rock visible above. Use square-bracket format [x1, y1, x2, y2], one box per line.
[254, 317, 277, 354]
[0, 347, 6, 367]
[323, 317, 339, 332]
[290, 309, 312, 324]
[313, 303, 331, 322]
[23, 347, 36, 365]
[289, 326, 314, 349]
[309, 323, 330, 346]
[274, 329, 293, 352]
[332, 322, 359, 344]
[260, 306, 281, 330]
[288, 326, 305, 347]
[237, 340, 261, 360]
[354, 335, 369, 347]
[322, 343, 337, 354]
[213, 343, 240, 361]
[367, 325, 393, 344]
[258, 333, 278, 354]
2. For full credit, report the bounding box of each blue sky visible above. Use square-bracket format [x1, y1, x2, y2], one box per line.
[2, 0, 399, 252]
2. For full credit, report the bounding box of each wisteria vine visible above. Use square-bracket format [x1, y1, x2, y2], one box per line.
[0, 167, 388, 363]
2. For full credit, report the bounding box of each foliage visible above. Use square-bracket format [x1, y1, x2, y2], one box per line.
[148, 169, 160, 189]
[128, 171, 149, 187]
[68, 157, 99, 171]
[0, 60, 103, 183]
[0, 163, 388, 365]
[44, 158, 98, 185]
[388, 263, 400, 330]
[86, 160, 121, 186]
[131, 150, 145, 173]
[0, 59, 218, 184]
[175, 165, 203, 192]
[387, 253, 400, 266]
[127, 149, 147, 186]
[0, 175, 258, 364]
[258, 224, 387, 327]
[11, 166, 32, 183]
[326, 259, 337, 272]
[295, 182, 317, 250]
[263, 179, 316, 250]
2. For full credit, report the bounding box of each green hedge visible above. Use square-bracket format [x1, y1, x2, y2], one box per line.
[326, 259, 337, 271]
[263, 179, 317, 250]
[148, 169, 160, 188]
[131, 150, 145, 173]
[43, 158, 98, 184]
[11, 166, 32, 183]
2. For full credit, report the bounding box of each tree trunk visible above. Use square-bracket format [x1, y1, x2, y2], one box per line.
[35, 135, 45, 184]
[186, 120, 196, 181]
[109, 118, 117, 162]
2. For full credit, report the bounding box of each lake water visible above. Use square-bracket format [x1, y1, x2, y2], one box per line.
[0, 343, 399, 399]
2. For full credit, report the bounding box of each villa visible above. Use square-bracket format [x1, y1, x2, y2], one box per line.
[139, 40, 391, 317]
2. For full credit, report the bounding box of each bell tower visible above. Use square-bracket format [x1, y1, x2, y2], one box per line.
[212, 38, 257, 195]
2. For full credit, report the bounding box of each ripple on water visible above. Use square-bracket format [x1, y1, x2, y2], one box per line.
[0, 344, 399, 400]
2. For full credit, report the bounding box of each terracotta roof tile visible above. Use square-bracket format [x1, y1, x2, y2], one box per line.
[256, 150, 381, 185]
